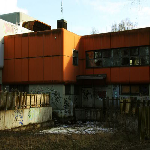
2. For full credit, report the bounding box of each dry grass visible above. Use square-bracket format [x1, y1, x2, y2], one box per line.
[0, 127, 150, 150]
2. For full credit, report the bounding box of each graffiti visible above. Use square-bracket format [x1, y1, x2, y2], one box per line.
[3, 22, 15, 35]
[64, 96, 72, 115]
[14, 110, 23, 125]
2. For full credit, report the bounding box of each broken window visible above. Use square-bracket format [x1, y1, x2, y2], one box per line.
[86, 59, 96, 68]
[139, 46, 149, 65]
[113, 58, 121, 66]
[113, 49, 120, 57]
[86, 51, 94, 59]
[94, 51, 102, 58]
[103, 58, 113, 67]
[121, 48, 129, 57]
[130, 47, 139, 56]
[94, 58, 103, 67]
[113, 49, 121, 66]
[140, 56, 149, 65]
[73, 50, 78, 66]
[139, 46, 149, 56]
[102, 50, 112, 58]
[86, 46, 150, 68]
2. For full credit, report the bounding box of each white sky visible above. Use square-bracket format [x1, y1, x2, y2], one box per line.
[0, 0, 150, 35]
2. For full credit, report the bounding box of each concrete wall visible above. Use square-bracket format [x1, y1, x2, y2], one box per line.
[28, 84, 79, 118]
[0, 107, 52, 130]
[0, 70, 2, 84]
[0, 12, 35, 26]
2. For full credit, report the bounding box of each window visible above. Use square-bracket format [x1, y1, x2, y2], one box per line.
[121, 85, 149, 96]
[130, 47, 139, 66]
[131, 85, 139, 94]
[130, 47, 139, 56]
[65, 85, 71, 95]
[121, 48, 129, 66]
[86, 46, 150, 68]
[139, 47, 149, 65]
[102, 50, 112, 58]
[121, 85, 130, 94]
[140, 85, 149, 96]
[73, 49, 78, 66]
[113, 49, 121, 66]
[130, 57, 139, 65]
[95, 51, 102, 58]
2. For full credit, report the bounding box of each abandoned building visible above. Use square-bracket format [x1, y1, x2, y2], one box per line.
[0, 12, 150, 120]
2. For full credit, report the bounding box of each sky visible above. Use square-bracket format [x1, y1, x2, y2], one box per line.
[0, 0, 150, 35]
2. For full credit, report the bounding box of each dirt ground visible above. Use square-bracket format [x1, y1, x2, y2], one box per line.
[0, 124, 150, 150]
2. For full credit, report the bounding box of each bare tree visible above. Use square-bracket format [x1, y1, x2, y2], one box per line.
[111, 18, 137, 32]
[91, 27, 99, 34]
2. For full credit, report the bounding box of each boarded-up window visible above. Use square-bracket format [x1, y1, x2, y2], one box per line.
[131, 85, 139, 94]
[122, 85, 130, 94]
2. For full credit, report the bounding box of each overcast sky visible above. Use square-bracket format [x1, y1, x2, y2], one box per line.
[0, 0, 150, 35]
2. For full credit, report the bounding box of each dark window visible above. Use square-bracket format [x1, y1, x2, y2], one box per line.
[102, 50, 112, 58]
[113, 49, 121, 66]
[121, 57, 129, 66]
[121, 48, 129, 57]
[140, 85, 149, 96]
[139, 46, 149, 56]
[73, 50, 78, 66]
[95, 58, 103, 67]
[130, 47, 139, 56]
[121, 48, 129, 66]
[65, 85, 71, 95]
[140, 56, 149, 65]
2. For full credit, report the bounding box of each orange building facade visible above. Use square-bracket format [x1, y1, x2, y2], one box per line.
[2, 27, 150, 119]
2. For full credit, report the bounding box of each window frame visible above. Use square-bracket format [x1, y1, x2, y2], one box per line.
[86, 46, 150, 69]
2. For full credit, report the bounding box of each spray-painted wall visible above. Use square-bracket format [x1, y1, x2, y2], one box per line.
[28, 84, 79, 118]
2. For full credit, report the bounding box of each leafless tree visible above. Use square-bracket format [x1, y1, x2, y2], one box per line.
[91, 27, 99, 34]
[111, 18, 137, 32]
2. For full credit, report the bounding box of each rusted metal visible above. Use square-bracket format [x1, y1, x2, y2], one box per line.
[22, 20, 51, 32]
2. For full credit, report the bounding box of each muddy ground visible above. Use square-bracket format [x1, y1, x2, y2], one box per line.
[0, 122, 150, 150]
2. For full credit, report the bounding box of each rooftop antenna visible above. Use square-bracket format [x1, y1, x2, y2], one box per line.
[61, 0, 64, 19]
